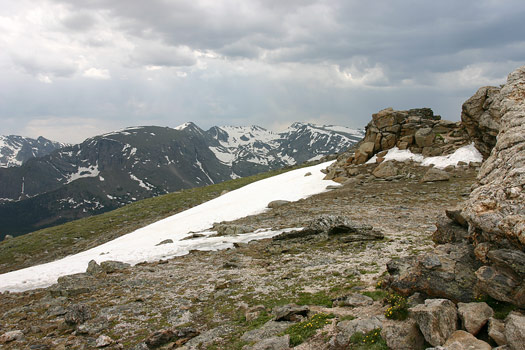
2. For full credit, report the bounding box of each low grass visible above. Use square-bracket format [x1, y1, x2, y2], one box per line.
[348, 328, 388, 349]
[0, 163, 313, 274]
[282, 312, 335, 346]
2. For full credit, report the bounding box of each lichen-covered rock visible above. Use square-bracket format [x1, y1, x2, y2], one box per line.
[332, 293, 373, 307]
[443, 330, 491, 350]
[457, 302, 493, 335]
[409, 299, 457, 346]
[245, 335, 290, 350]
[0, 330, 24, 343]
[420, 168, 450, 183]
[272, 304, 309, 322]
[488, 317, 507, 346]
[332, 316, 383, 348]
[381, 318, 424, 350]
[64, 303, 92, 326]
[462, 66, 525, 254]
[99, 260, 131, 273]
[461, 85, 502, 158]
[504, 312, 525, 350]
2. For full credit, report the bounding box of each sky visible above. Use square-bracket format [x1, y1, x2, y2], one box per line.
[0, 0, 524, 143]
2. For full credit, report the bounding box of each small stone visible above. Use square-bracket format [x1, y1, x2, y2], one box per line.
[0, 330, 24, 343]
[333, 293, 373, 307]
[267, 200, 290, 209]
[64, 304, 91, 326]
[248, 335, 290, 350]
[304, 172, 312, 177]
[95, 335, 114, 348]
[99, 260, 131, 273]
[156, 239, 174, 246]
[420, 168, 450, 182]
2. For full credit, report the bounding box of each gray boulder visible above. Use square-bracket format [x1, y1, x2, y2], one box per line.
[267, 200, 290, 209]
[381, 318, 424, 350]
[332, 293, 373, 307]
[49, 273, 96, 297]
[246, 335, 290, 350]
[272, 304, 309, 322]
[420, 168, 450, 183]
[241, 321, 291, 343]
[409, 299, 457, 346]
[64, 303, 92, 326]
[100, 260, 131, 273]
[333, 316, 382, 347]
[443, 330, 491, 350]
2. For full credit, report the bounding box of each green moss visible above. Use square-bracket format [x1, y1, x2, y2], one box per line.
[361, 290, 388, 301]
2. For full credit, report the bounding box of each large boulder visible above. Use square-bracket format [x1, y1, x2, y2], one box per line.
[408, 299, 457, 346]
[457, 302, 493, 335]
[443, 330, 491, 350]
[381, 318, 425, 350]
[461, 86, 502, 158]
[504, 312, 525, 350]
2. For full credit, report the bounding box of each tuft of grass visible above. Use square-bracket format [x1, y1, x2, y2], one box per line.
[349, 328, 388, 349]
[296, 291, 333, 308]
[0, 163, 312, 274]
[283, 313, 335, 346]
[362, 290, 388, 301]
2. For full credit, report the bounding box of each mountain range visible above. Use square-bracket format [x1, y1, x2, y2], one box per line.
[0, 135, 67, 168]
[0, 122, 363, 236]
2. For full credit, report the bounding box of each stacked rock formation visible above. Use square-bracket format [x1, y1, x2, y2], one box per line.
[348, 107, 469, 165]
[388, 66, 525, 309]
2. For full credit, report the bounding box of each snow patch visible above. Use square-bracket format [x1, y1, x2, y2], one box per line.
[129, 174, 154, 190]
[366, 143, 483, 168]
[0, 161, 336, 292]
[66, 164, 100, 183]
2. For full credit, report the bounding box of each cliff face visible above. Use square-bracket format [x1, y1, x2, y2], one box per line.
[463, 66, 525, 252]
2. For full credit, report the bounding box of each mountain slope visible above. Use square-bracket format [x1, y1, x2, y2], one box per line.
[0, 135, 66, 168]
[0, 122, 363, 236]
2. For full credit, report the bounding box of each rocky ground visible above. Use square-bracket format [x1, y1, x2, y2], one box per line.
[0, 161, 481, 349]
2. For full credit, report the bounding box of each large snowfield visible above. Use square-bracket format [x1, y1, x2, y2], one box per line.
[0, 144, 483, 293]
[0, 161, 337, 292]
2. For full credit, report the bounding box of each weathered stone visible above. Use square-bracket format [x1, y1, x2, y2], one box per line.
[420, 168, 450, 182]
[332, 293, 373, 307]
[95, 335, 114, 348]
[388, 243, 481, 302]
[457, 302, 493, 335]
[488, 317, 507, 346]
[64, 304, 92, 326]
[247, 335, 290, 350]
[155, 239, 173, 246]
[443, 330, 491, 350]
[381, 318, 424, 350]
[381, 133, 397, 149]
[414, 128, 434, 147]
[49, 273, 96, 297]
[486, 249, 525, 277]
[504, 312, 525, 350]
[100, 260, 131, 273]
[475, 266, 521, 305]
[245, 305, 266, 322]
[372, 161, 399, 178]
[354, 142, 375, 164]
[461, 86, 502, 158]
[145, 327, 199, 348]
[214, 223, 255, 235]
[409, 299, 457, 346]
[0, 330, 24, 343]
[333, 316, 383, 347]
[86, 260, 103, 275]
[462, 66, 525, 255]
[445, 208, 468, 227]
[272, 304, 309, 322]
[432, 215, 468, 244]
[267, 200, 290, 209]
[241, 321, 291, 342]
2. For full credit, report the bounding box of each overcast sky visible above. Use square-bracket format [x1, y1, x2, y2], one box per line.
[1, 0, 524, 143]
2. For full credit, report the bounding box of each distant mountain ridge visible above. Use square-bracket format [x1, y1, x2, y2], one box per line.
[0, 135, 67, 168]
[0, 122, 363, 236]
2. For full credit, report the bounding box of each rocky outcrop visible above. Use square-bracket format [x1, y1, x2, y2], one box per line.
[461, 86, 502, 158]
[387, 65, 525, 308]
[344, 108, 469, 166]
[409, 299, 457, 346]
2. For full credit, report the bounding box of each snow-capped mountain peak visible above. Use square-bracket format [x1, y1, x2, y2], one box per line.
[0, 135, 67, 168]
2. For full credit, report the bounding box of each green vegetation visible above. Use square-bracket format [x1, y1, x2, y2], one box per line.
[282, 313, 334, 346]
[362, 290, 388, 301]
[348, 328, 388, 349]
[0, 163, 312, 274]
[384, 293, 409, 320]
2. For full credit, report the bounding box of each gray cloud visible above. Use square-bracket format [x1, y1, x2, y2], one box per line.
[0, 0, 523, 142]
